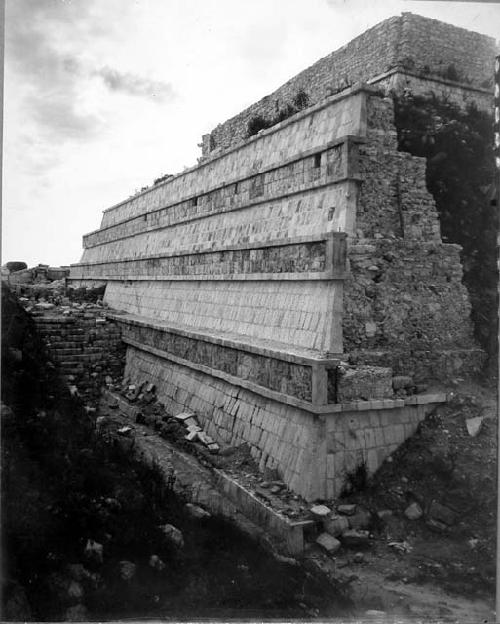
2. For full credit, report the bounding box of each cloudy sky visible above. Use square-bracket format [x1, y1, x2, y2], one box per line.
[3, 0, 499, 267]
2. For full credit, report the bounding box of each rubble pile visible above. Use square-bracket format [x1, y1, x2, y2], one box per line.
[107, 378, 223, 459]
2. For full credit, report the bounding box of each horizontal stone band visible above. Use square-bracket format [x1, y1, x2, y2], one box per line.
[83, 138, 362, 249]
[70, 234, 347, 282]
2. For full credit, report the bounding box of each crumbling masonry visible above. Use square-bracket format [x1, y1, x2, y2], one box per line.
[68, 13, 495, 500]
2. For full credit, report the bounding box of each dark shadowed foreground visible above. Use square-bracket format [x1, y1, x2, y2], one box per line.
[1, 284, 351, 621]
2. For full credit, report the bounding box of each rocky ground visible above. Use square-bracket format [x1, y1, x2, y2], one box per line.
[106, 373, 498, 620]
[1, 284, 352, 621]
[325, 381, 497, 620]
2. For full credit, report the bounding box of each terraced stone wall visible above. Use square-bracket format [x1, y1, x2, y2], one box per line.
[69, 81, 483, 499]
[123, 343, 440, 500]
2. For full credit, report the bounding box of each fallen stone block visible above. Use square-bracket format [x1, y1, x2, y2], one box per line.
[119, 560, 136, 581]
[185, 503, 211, 520]
[337, 504, 357, 516]
[425, 518, 449, 533]
[316, 533, 341, 554]
[428, 501, 457, 526]
[466, 416, 483, 437]
[159, 523, 184, 549]
[117, 426, 133, 436]
[185, 430, 198, 442]
[404, 502, 423, 520]
[323, 514, 350, 537]
[340, 529, 370, 549]
[255, 486, 274, 503]
[84, 539, 103, 564]
[310, 504, 331, 518]
[208, 442, 220, 453]
[388, 540, 412, 553]
[197, 431, 215, 446]
[68, 385, 79, 397]
[175, 411, 197, 422]
[149, 554, 166, 571]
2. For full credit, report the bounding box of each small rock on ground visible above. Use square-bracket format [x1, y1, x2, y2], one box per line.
[316, 532, 341, 554]
[185, 503, 211, 520]
[337, 504, 357, 516]
[311, 504, 331, 517]
[340, 529, 370, 548]
[404, 502, 423, 520]
[159, 523, 184, 548]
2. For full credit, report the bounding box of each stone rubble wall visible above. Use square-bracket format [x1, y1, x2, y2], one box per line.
[343, 239, 483, 380]
[355, 97, 441, 241]
[203, 13, 495, 156]
[32, 312, 125, 384]
[341, 93, 482, 381]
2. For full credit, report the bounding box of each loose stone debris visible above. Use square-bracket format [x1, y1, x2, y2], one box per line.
[404, 502, 423, 521]
[316, 533, 341, 554]
[159, 523, 184, 549]
[466, 416, 483, 437]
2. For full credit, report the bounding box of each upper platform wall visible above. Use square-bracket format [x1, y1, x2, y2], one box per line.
[202, 12, 496, 156]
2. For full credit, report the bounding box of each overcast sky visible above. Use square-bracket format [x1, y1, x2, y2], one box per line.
[3, 0, 499, 267]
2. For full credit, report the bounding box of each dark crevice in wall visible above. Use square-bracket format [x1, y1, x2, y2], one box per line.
[392, 92, 498, 367]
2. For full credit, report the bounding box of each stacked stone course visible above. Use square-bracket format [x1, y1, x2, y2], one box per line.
[68, 14, 490, 499]
[33, 313, 124, 383]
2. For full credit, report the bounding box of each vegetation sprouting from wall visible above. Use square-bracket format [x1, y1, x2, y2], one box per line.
[247, 90, 310, 137]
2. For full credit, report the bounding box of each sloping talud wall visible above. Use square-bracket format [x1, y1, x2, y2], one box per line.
[69, 83, 481, 498]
